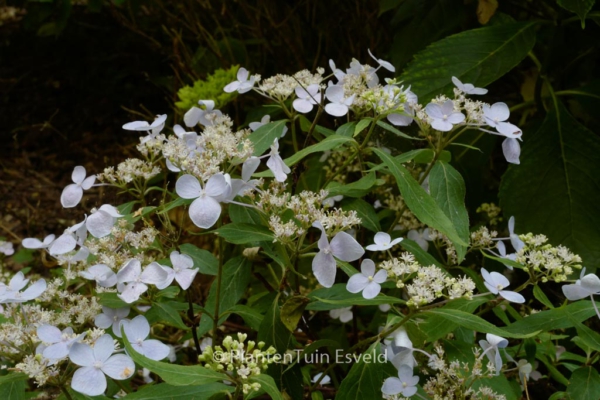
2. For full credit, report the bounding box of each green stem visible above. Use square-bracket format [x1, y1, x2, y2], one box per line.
[359, 116, 380, 150]
[60, 385, 74, 400]
[213, 218, 225, 342]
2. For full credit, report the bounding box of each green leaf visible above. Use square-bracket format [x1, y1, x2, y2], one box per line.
[400, 239, 442, 268]
[340, 198, 381, 232]
[557, 0, 595, 28]
[566, 367, 600, 400]
[400, 22, 536, 102]
[97, 293, 128, 309]
[306, 284, 404, 310]
[500, 101, 600, 271]
[0, 375, 26, 400]
[422, 297, 489, 342]
[248, 120, 288, 156]
[122, 330, 226, 386]
[249, 374, 285, 400]
[481, 250, 526, 271]
[282, 135, 356, 169]
[425, 309, 539, 339]
[376, 120, 422, 140]
[121, 383, 233, 399]
[354, 118, 373, 136]
[336, 342, 393, 399]
[533, 285, 555, 309]
[229, 203, 264, 225]
[373, 148, 467, 247]
[280, 296, 310, 332]
[258, 295, 292, 353]
[179, 243, 218, 275]
[198, 256, 251, 335]
[569, 317, 600, 352]
[429, 161, 470, 262]
[326, 172, 377, 198]
[336, 122, 357, 137]
[146, 301, 188, 330]
[502, 300, 600, 335]
[223, 305, 264, 331]
[216, 223, 274, 244]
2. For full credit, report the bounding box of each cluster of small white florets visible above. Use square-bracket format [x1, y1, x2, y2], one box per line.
[96, 158, 161, 184]
[379, 253, 421, 286]
[516, 233, 582, 282]
[258, 69, 324, 101]
[405, 266, 475, 307]
[470, 226, 498, 248]
[198, 333, 276, 394]
[419, 345, 506, 400]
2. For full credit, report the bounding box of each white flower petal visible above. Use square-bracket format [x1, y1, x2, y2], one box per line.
[124, 315, 150, 341]
[139, 340, 170, 361]
[175, 268, 198, 290]
[324, 103, 348, 117]
[242, 157, 261, 181]
[117, 259, 141, 283]
[188, 196, 222, 229]
[374, 232, 391, 245]
[141, 262, 169, 286]
[21, 279, 46, 301]
[175, 174, 202, 199]
[205, 173, 231, 200]
[312, 251, 336, 288]
[118, 282, 148, 303]
[346, 274, 369, 293]
[293, 98, 314, 114]
[381, 377, 404, 395]
[93, 334, 115, 362]
[500, 290, 525, 303]
[69, 343, 95, 367]
[94, 313, 113, 329]
[61, 184, 84, 208]
[98, 204, 122, 218]
[37, 325, 62, 343]
[502, 137, 521, 165]
[184, 106, 202, 127]
[102, 354, 135, 380]
[43, 342, 69, 360]
[87, 211, 114, 238]
[330, 232, 364, 262]
[362, 282, 381, 299]
[373, 269, 388, 283]
[360, 259, 376, 277]
[48, 234, 76, 255]
[71, 166, 87, 184]
[71, 366, 106, 396]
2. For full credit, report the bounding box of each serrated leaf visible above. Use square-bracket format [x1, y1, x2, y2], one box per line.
[354, 118, 372, 136]
[374, 148, 467, 247]
[326, 172, 377, 198]
[400, 22, 536, 102]
[216, 223, 274, 244]
[258, 295, 292, 353]
[248, 120, 288, 156]
[122, 330, 226, 386]
[500, 101, 600, 271]
[557, 0, 595, 28]
[566, 367, 600, 400]
[121, 383, 233, 399]
[179, 243, 218, 275]
[280, 296, 310, 332]
[425, 309, 540, 338]
[429, 161, 470, 262]
[249, 374, 284, 400]
[336, 342, 394, 399]
[340, 198, 381, 232]
[198, 256, 251, 335]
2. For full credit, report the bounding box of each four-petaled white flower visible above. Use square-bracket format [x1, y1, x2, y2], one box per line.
[87, 204, 123, 238]
[266, 139, 291, 183]
[407, 228, 432, 251]
[155, 251, 198, 290]
[347, 259, 387, 299]
[293, 84, 322, 114]
[22, 234, 55, 250]
[61, 166, 96, 208]
[366, 232, 403, 251]
[381, 365, 419, 397]
[121, 315, 170, 361]
[481, 268, 525, 303]
[95, 306, 130, 337]
[312, 221, 365, 288]
[425, 100, 465, 132]
[224, 67, 256, 94]
[175, 173, 232, 229]
[451, 76, 488, 95]
[329, 307, 353, 323]
[116, 259, 169, 303]
[367, 49, 395, 72]
[387, 87, 418, 127]
[483, 103, 522, 139]
[122, 114, 167, 143]
[184, 100, 223, 127]
[324, 85, 355, 117]
[479, 333, 508, 375]
[69, 334, 135, 396]
[80, 264, 117, 288]
[37, 325, 86, 360]
[0, 272, 46, 303]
